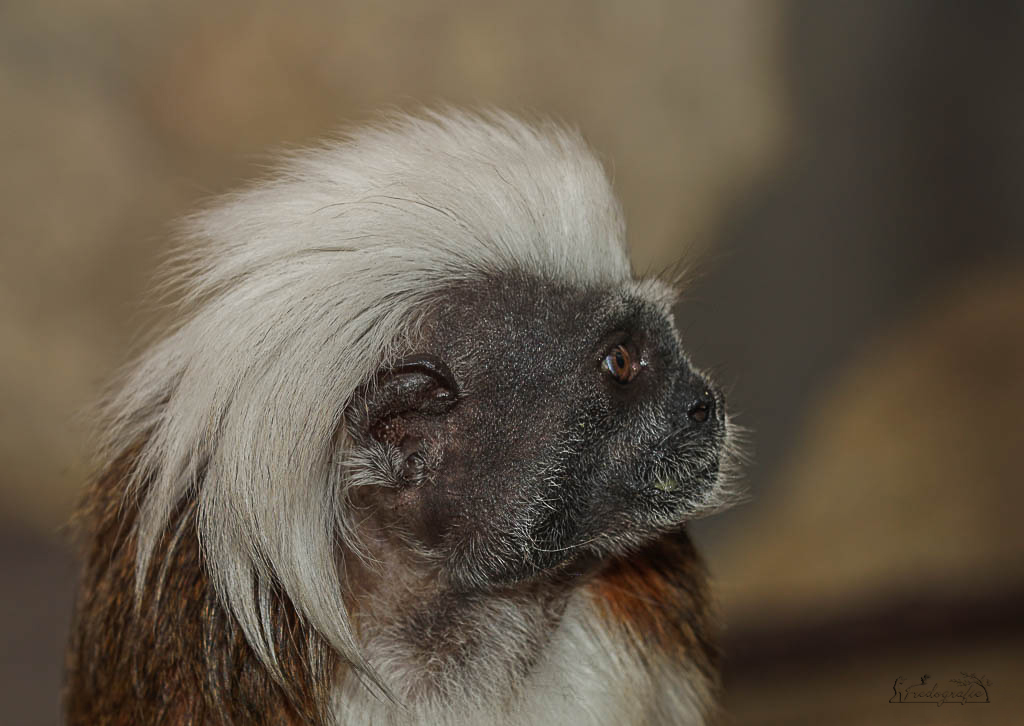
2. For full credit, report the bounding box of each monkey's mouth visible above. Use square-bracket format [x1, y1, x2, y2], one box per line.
[653, 477, 681, 492]
[652, 461, 718, 494]
[649, 406, 738, 503]
[647, 432, 723, 484]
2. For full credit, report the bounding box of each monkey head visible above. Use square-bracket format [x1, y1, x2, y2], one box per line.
[67, 110, 739, 725]
[347, 274, 730, 591]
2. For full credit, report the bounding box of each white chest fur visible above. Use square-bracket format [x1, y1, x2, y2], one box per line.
[330, 592, 711, 726]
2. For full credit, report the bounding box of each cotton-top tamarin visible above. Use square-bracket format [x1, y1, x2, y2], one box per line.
[65, 110, 739, 725]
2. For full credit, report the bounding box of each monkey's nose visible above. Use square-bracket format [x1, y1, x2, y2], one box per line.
[687, 387, 722, 425]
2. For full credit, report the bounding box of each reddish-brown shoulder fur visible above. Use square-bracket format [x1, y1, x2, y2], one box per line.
[64, 443, 338, 725]
[589, 530, 720, 686]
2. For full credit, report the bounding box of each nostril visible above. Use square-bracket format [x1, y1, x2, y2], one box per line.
[688, 390, 714, 424]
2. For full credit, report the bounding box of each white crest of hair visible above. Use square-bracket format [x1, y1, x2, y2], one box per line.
[101, 109, 633, 682]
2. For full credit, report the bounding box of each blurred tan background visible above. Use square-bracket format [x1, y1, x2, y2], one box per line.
[1, 1, 1022, 724]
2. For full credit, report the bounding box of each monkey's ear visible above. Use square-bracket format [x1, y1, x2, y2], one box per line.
[356, 354, 458, 445]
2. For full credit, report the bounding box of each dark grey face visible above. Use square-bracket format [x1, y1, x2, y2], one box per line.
[349, 274, 727, 591]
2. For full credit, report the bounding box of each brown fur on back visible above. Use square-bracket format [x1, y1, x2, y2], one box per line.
[64, 444, 338, 725]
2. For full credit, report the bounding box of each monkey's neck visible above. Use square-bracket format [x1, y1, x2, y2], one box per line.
[346, 551, 573, 706]
[338, 531, 720, 724]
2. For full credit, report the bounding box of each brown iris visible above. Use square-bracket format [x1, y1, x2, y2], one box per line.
[603, 344, 637, 383]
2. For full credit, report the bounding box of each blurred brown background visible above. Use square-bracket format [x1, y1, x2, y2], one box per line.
[2, 1, 1022, 724]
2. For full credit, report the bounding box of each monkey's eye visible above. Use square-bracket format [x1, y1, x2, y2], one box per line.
[602, 344, 639, 384]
